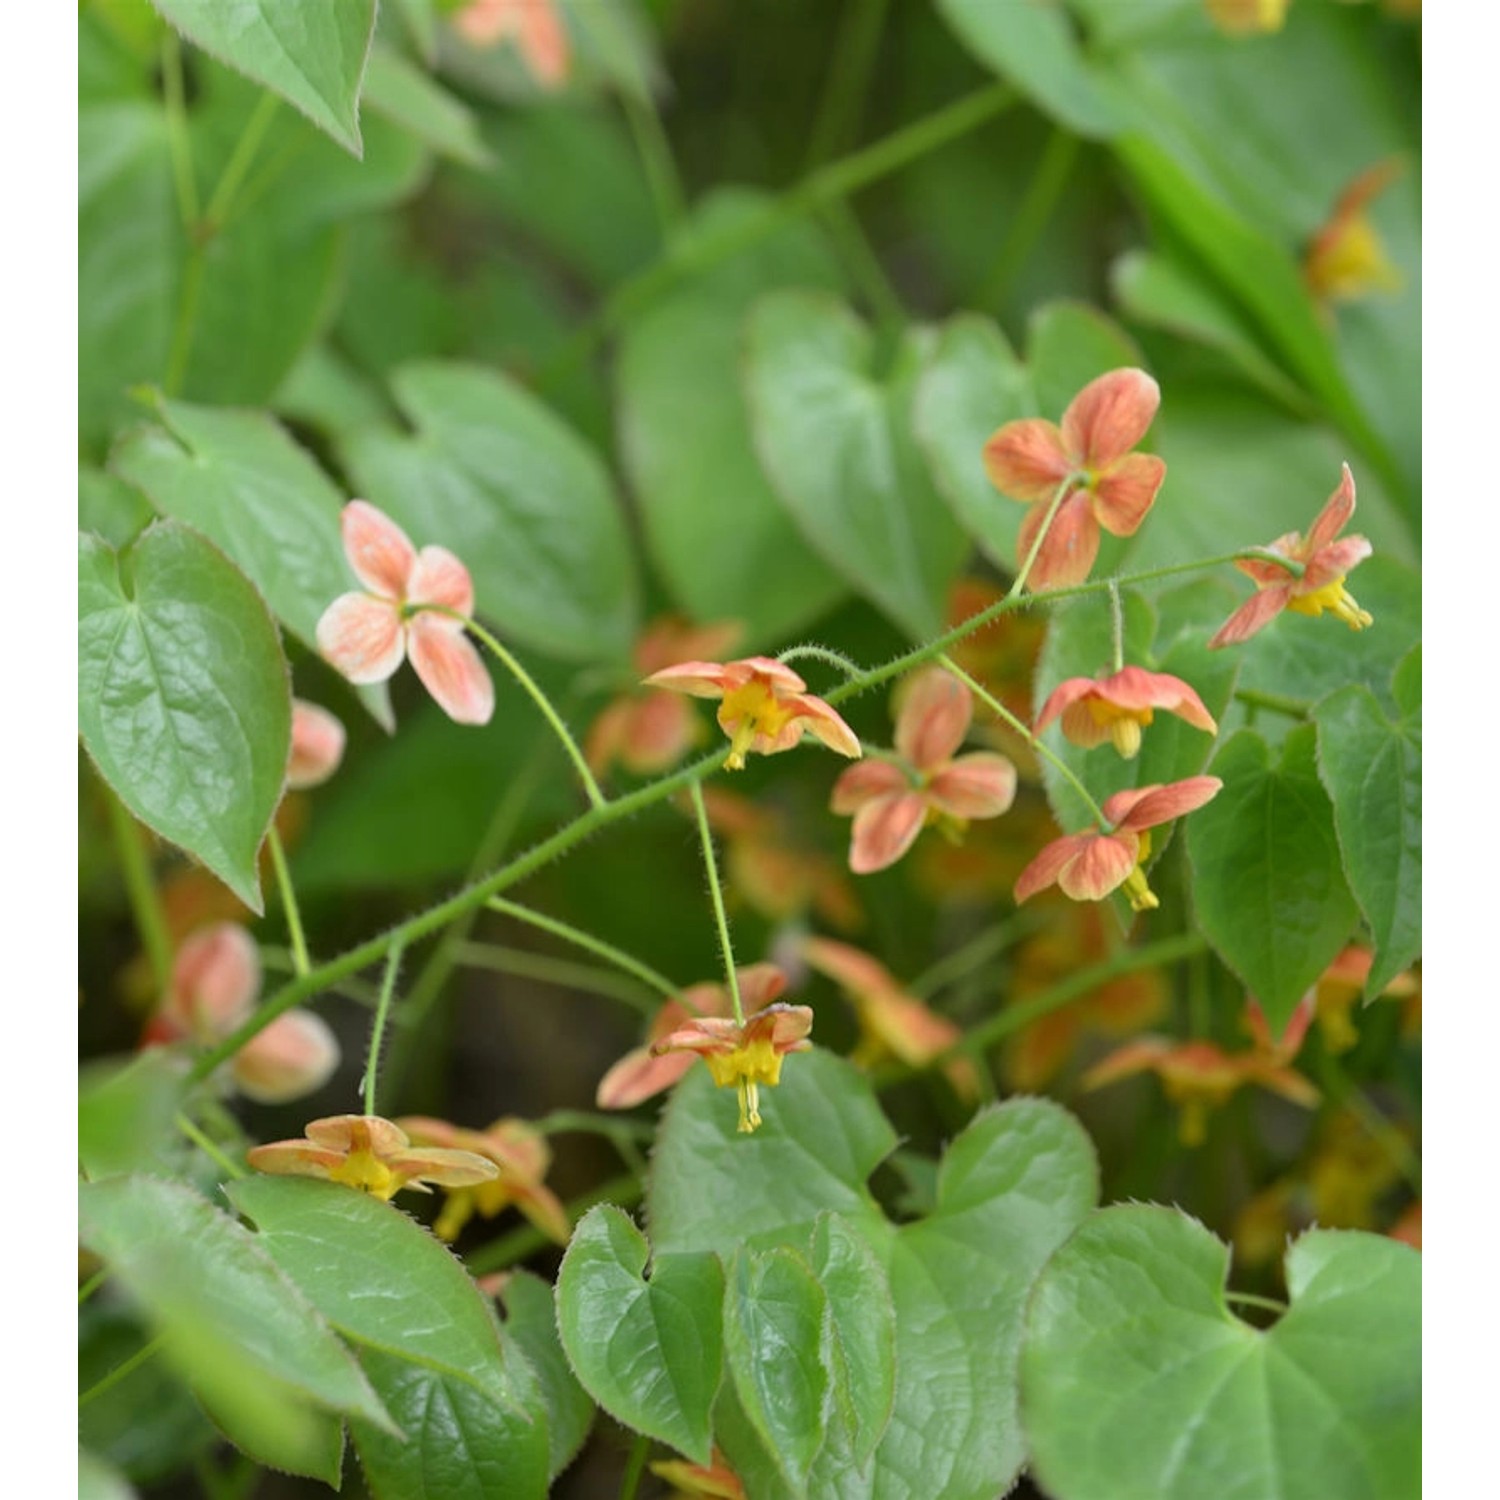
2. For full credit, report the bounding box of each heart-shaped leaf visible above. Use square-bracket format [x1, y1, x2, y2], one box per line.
[498, 1270, 595, 1481]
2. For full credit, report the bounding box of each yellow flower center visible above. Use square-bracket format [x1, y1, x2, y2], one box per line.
[718, 681, 799, 770]
[330, 1147, 399, 1199]
[704, 1036, 786, 1133]
[1306, 217, 1402, 303]
[1120, 831, 1158, 913]
[1288, 577, 1373, 630]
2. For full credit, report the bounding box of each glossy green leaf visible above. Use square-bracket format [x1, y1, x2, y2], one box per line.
[1022, 1208, 1420, 1500]
[362, 42, 491, 167]
[745, 291, 971, 640]
[616, 190, 849, 643]
[913, 313, 1034, 574]
[934, 0, 1123, 139]
[147, 0, 377, 156]
[80, 466, 153, 549]
[1187, 727, 1361, 1031]
[340, 360, 639, 663]
[498, 1270, 595, 1482]
[1314, 684, 1420, 997]
[78, 1050, 188, 1181]
[722, 1248, 830, 1496]
[78, 522, 291, 911]
[555, 1205, 724, 1465]
[78, 1175, 392, 1479]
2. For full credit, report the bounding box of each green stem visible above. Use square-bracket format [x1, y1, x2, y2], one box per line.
[1234, 688, 1312, 719]
[266, 826, 310, 975]
[824, 199, 904, 335]
[621, 87, 684, 235]
[160, 31, 199, 230]
[691, 777, 744, 1023]
[777, 643, 863, 679]
[465, 1172, 643, 1275]
[455, 613, 606, 810]
[1012, 475, 1079, 597]
[175, 1112, 245, 1179]
[261, 946, 381, 1006]
[104, 789, 173, 994]
[534, 1109, 653, 1180]
[78, 1270, 108, 1305]
[909, 914, 1036, 999]
[486, 897, 680, 999]
[79, 1334, 165, 1408]
[1225, 1290, 1288, 1315]
[1109, 579, 1125, 674]
[978, 128, 1079, 309]
[619, 1432, 652, 1500]
[453, 941, 660, 1017]
[363, 940, 405, 1117]
[203, 90, 280, 229]
[804, 0, 891, 168]
[163, 247, 205, 396]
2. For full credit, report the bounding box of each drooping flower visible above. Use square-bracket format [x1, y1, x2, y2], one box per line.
[586, 617, 744, 778]
[1305, 159, 1404, 306]
[286, 699, 345, 790]
[397, 1116, 570, 1244]
[247, 1115, 499, 1201]
[1034, 666, 1217, 760]
[1204, 0, 1290, 36]
[650, 1450, 747, 1500]
[651, 976, 814, 1134]
[644, 657, 860, 771]
[1014, 777, 1222, 913]
[983, 368, 1166, 591]
[317, 501, 495, 725]
[1208, 464, 1373, 648]
[452, 0, 570, 88]
[142, 923, 339, 1105]
[830, 669, 1016, 874]
[802, 937, 978, 1101]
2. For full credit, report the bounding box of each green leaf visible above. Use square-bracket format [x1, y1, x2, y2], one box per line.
[913, 313, 1035, 574]
[147, 0, 378, 156]
[78, 1449, 139, 1500]
[616, 190, 849, 643]
[722, 1248, 830, 1496]
[339, 360, 639, 663]
[1314, 685, 1420, 997]
[78, 522, 291, 911]
[498, 1270, 596, 1481]
[361, 42, 491, 167]
[934, 0, 1123, 139]
[78, 1050, 188, 1181]
[1022, 1208, 1420, 1500]
[1187, 727, 1361, 1031]
[80, 466, 153, 549]
[79, 1176, 392, 1479]
[745, 291, 971, 640]
[555, 1205, 724, 1465]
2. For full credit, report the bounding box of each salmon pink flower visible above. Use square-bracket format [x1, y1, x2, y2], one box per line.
[983, 368, 1165, 590]
[644, 656, 860, 771]
[1035, 666, 1217, 760]
[1014, 776, 1222, 913]
[453, 0, 570, 87]
[831, 669, 1016, 874]
[651, 975, 814, 1133]
[586, 617, 744, 777]
[397, 1116, 569, 1244]
[1209, 464, 1373, 647]
[143, 923, 339, 1104]
[317, 500, 494, 726]
[248, 1115, 499, 1201]
[286, 699, 345, 789]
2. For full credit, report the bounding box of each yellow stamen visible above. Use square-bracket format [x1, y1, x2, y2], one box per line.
[1109, 715, 1145, 758]
[1121, 867, 1159, 913]
[1288, 577, 1373, 630]
[331, 1147, 399, 1199]
[704, 1036, 785, 1134]
[718, 681, 800, 771]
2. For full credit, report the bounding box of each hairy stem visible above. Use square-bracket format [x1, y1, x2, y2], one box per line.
[691, 778, 743, 1024]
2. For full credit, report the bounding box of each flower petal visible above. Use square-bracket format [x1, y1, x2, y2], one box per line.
[894, 668, 971, 769]
[170, 923, 260, 1038]
[408, 614, 496, 725]
[232, 1010, 341, 1104]
[596, 1046, 698, 1109]
[341, 500, 416, 598]
[849, 792, 928, 874]
[245, 1141, 346, 1179]
[287, 700, 346, 790]
[317, 593, 405, 684]
[789, 694, 862, 759]
[1018, 491, 1100, 590]
[306, 1114, 411, 1155]
[1060, 368, 1161, 468]
[1055, 833, 1138, 901]
[408, 545, 475, 616]
[386, 1148, 502, 1190]
[736, 964, 790, 1012]
[1014, 832, 1092, 904]
[1301, 535, 1372, 591]
[926, 753, 1018, 819]
[829, 758, 910, 814]
[1106, 776, 1222, 832]
[1208, 587, 1290, 649]
[1092, 452, 1165, 537]
[642, 660, 736, 697]
[1306, 463, 1357, 552]
[982, 418, 1071, 502]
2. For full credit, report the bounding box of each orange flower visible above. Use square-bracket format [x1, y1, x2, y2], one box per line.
[586, 617, 744, 778]
[1034, 666, 1217, 760]
[982, 368, 1165, 591]
[645, 656, 860, 771]
[802, 937, 978, 1101]
[452, 0, 570, 87]
[1305, 159, 1404, 306]
[830, 669, 1016, 874]
[1389, 1200, 1421, 1251]
[651, 975, 814, 1133]
[650, 1450, 746, 1500]
[1204, 0, 1290, 35]
[1209, 464, 1373, 647]
[317, 500, 494, 725]
[397, 1116, 570, 1244]
[1295, 946, 1421, 1053]
[246, 1115, 499, 1201]
[287, 699, 345, 789]
[1084, 1036, 1318, 1146]
[1013, 777, 1222, 913]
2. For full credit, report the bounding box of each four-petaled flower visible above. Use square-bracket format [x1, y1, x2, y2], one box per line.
[1014, 776, 1222, 913]
[142, 922, 339, 1105]
[650, 972, 814, 1133]
[286, 699, 345, 790]
[830, 668, 1016, 874]
[983, 368, 1166, 591]
[644, 656, 860, 771]
[317, 500, 495, 725]
[246, 1114, 499, 1201]
[397, 1116, 570, 1244]
[1034, 666, 1217, 759]
[586, 616, 745, 778]
[1209, 464, 1373, 648]
[452, 0, 570, 88]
